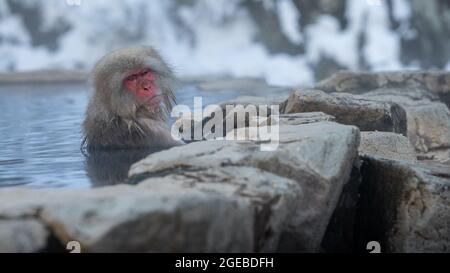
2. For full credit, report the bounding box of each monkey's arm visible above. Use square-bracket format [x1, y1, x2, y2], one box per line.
[142, 119, 185, 148]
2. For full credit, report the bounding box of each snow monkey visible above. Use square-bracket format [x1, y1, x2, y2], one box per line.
[83, 46, 183, 150]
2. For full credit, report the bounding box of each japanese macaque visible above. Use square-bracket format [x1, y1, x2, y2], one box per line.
[83, 46, 183, 151]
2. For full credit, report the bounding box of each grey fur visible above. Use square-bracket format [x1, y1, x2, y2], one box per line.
[83, 46, 182, 150]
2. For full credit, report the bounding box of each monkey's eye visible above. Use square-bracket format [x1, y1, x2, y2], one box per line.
[141, 69, 152, 76]
[126, 75, 138, 82]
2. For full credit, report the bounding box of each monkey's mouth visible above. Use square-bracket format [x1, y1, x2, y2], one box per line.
[144, 94, 163, 106]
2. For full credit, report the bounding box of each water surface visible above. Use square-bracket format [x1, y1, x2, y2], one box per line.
[0, 82, 287, 188]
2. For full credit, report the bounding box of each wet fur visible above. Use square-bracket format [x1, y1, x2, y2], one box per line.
[83, 46, 181, 151]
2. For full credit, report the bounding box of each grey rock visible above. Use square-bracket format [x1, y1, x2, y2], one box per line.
[176, 96, 287, 141]
[41, 187, 255, 253]
[357, 158, 450, 253]
[420, 149, 450, 164]
[316, 71, 450, 108]
[0, 219, 49, 253]
[405, 102, 450, 153]
[266, 112, 336, 127]
[359, 132, 417, 163]
[283, 89, 407, 135]
[131, 122, 360, 252]
[363, 87, 439, 104]
[0, 186, 255, 253]
[362, 90, 450, 153]
[225, 112, 335, 131]
[136, 167, 301, 252]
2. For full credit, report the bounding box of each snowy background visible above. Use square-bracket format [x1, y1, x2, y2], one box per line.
[0, 0, 450, 86]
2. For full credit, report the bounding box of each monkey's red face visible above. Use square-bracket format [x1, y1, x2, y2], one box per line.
[123, 69, 161, 106]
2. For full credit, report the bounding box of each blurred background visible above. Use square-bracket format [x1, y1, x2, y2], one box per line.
[1, 0, 450, 86]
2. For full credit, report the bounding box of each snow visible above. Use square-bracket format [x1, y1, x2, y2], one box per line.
[277, 0, 303, 45]
[305, 15, 359, 70]
[392, 0, 412, 21]
[362, 0, 403, 70]
[0, 0, 444, 86]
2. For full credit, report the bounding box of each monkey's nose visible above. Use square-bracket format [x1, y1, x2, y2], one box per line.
[140, 79, 152, 91]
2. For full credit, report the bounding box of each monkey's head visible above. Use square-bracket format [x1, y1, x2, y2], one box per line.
[91, 46, 176, 120]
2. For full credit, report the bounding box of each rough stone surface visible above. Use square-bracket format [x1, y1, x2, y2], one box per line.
[356, 158, 450, 253]
[283, 89, 407, 135]
[222, 112, 335, 143]
[131, 122, 360, 252]
[316, 71, 450, 108]
[421, 149, 450, 164]
[177, 111, 335, 143]
[176, 95, 286, 142]
[362, 89, 450, 154]
[0, 219, 49, 253]
[223, 112, 335, 134]
[0, 186, 255, 253]
[135, 167, 301, 252]
[405, 102, 450, 153]
[359, 132, 417, 162]
[362, 87, 439, 103]
[271, 112, 335, 126]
